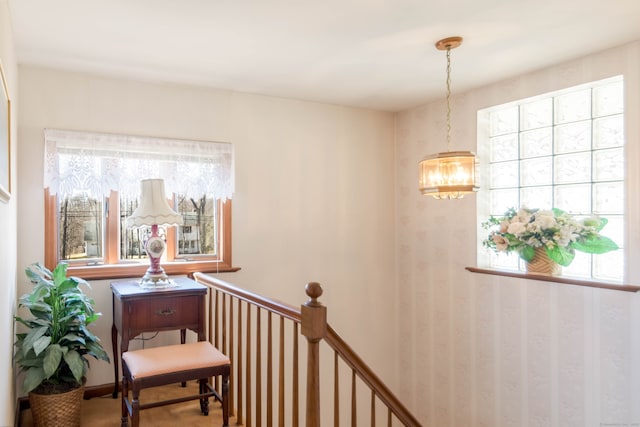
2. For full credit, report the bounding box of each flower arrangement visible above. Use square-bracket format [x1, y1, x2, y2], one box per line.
[482, 207, 618, 266]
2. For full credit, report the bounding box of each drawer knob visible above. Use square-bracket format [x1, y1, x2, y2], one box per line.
[156, 308, 176, 316]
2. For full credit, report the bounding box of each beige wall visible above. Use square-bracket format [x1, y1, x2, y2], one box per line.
[0, 0, 18, 424]
[396, 41, 640, 426]
[16, 66, 399, 402]
[11, 8, 640, 426]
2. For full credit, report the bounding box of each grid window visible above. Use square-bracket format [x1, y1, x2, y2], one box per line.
[481, 77, 624, 281]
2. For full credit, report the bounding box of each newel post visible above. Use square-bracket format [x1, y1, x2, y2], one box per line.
[301, 282, 326, 427]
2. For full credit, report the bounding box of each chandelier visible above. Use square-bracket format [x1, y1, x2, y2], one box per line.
[419, 36, 478, 200]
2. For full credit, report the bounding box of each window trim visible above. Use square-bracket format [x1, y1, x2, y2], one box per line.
[44, 188, 239, 280]
[466, 267, 640, 293]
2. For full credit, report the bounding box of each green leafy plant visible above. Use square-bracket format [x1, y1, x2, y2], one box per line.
[14, 262, 110, 394]
[482, 207, 619, 266]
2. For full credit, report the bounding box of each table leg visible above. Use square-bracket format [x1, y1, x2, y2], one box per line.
[111, 323, 119, 398]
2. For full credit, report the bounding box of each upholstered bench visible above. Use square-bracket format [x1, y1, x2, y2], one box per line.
[120, 341, 230, 427]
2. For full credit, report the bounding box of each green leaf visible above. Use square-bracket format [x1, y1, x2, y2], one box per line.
[85, 312, 100, 325]
[52, 263, 69, 288]
[23, 367, 46, 394]
[43, 344, 63, 378]
[572, 236, 619, 254]
[22, 326, 48, 356]
[33, 335, 52, 357]
[57, 278, 78, 293]
[520, 245, 535, 262]
[64, 350, 85, 383]
[547, 246, 575, 267]
[16, 353, 43, 368]
[86, 341, 110, 362]
[60, 333, 86, 345]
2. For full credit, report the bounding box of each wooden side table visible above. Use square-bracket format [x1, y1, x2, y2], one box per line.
[110, 277, 207, 398]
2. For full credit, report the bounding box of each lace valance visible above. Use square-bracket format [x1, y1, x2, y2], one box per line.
[44, 129, 234, 200]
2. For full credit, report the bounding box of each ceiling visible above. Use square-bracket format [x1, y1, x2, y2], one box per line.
[8, 0, 640, 112]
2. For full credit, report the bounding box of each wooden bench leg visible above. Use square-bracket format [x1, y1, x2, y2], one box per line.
[131, 385, 141, 427]
[199, 378, 210, 415]
[222, 372, 229, 427]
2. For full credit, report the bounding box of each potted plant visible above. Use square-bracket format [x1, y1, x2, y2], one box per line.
[482, 207, 619, 274]
[14, 262, 110, 426]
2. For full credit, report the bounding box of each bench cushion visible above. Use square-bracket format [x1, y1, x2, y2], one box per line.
[123, 341, 230, 379]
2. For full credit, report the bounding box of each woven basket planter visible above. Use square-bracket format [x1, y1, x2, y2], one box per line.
[526, 247, 561, 276]
[29, 385, 84, 427]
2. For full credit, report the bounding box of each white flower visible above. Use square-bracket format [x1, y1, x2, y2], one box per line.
[536, 209, 555, 218]
[532, 213, 556, 230]
[491, 234, 509, 251]
[507, 221, 527, 236]
[514, 210, 532, 224]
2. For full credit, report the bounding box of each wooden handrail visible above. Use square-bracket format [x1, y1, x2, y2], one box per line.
[194, 272, 302, 321]
[193, 272, 422, 427]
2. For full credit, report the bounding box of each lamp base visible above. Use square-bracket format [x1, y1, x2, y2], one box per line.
[138, 224, 177, 289]
[138, 270, 178, 289]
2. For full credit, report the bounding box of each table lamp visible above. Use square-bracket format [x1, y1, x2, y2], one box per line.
[127, 179, 183, 288]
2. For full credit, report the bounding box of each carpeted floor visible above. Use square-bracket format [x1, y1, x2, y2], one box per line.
[19, 381, 233, 426]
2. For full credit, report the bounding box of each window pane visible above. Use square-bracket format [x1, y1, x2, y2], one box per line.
[58, 195, 103, 261]
[176, 194, 218, 256]
[593, 115, 624, 148]
[490, 161, 518, 188]
[555, 121, 591, 154]
[520, 98, 552, 130]
[520, 157, 552, 186]
[554, 184, 591, 213]
[554, 152, 591, 184]
[490, 189, 518, 215]
[593, 250, 624, 280]
[489, 107, 518, 136]
[490, 251, 519, 270]
[602, 216, 624, 248]
[593, 182, 624, 214]
[562, 251, 592, 279]
[120, 195, 149, 261]
[520, 186, 552, 210]
[555, 89, 591, 124]
[593, 81, 623, 117]
[490, 134, 519, 162]
[593, 148, 624, 181]
[520, 128, 552, 158]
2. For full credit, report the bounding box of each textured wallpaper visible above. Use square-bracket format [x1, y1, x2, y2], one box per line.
[396, 41, 640, 426]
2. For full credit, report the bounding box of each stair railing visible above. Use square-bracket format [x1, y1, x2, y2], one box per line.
[193, 272, 421, 427]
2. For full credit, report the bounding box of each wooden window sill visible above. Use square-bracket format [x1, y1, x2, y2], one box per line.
[466, 267, 640, 293]
[66, 261, 241, 281]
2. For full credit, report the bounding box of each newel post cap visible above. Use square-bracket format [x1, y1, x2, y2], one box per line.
[301, 282, 326, 341]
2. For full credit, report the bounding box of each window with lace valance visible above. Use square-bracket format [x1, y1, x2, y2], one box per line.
[43, 129, 238, 279]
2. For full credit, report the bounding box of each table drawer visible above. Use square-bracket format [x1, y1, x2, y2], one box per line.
[126, 295, 201, 332]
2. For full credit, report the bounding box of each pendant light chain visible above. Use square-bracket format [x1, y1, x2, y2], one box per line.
[418, 36, 478, 199]
[445, 47, 452, 153]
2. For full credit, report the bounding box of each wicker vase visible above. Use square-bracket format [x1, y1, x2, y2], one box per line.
[526, 247, 562, 276]
[28, 385, 84, 427]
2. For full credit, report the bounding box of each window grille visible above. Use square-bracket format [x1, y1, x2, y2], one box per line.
[479, 76, 624, 281]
